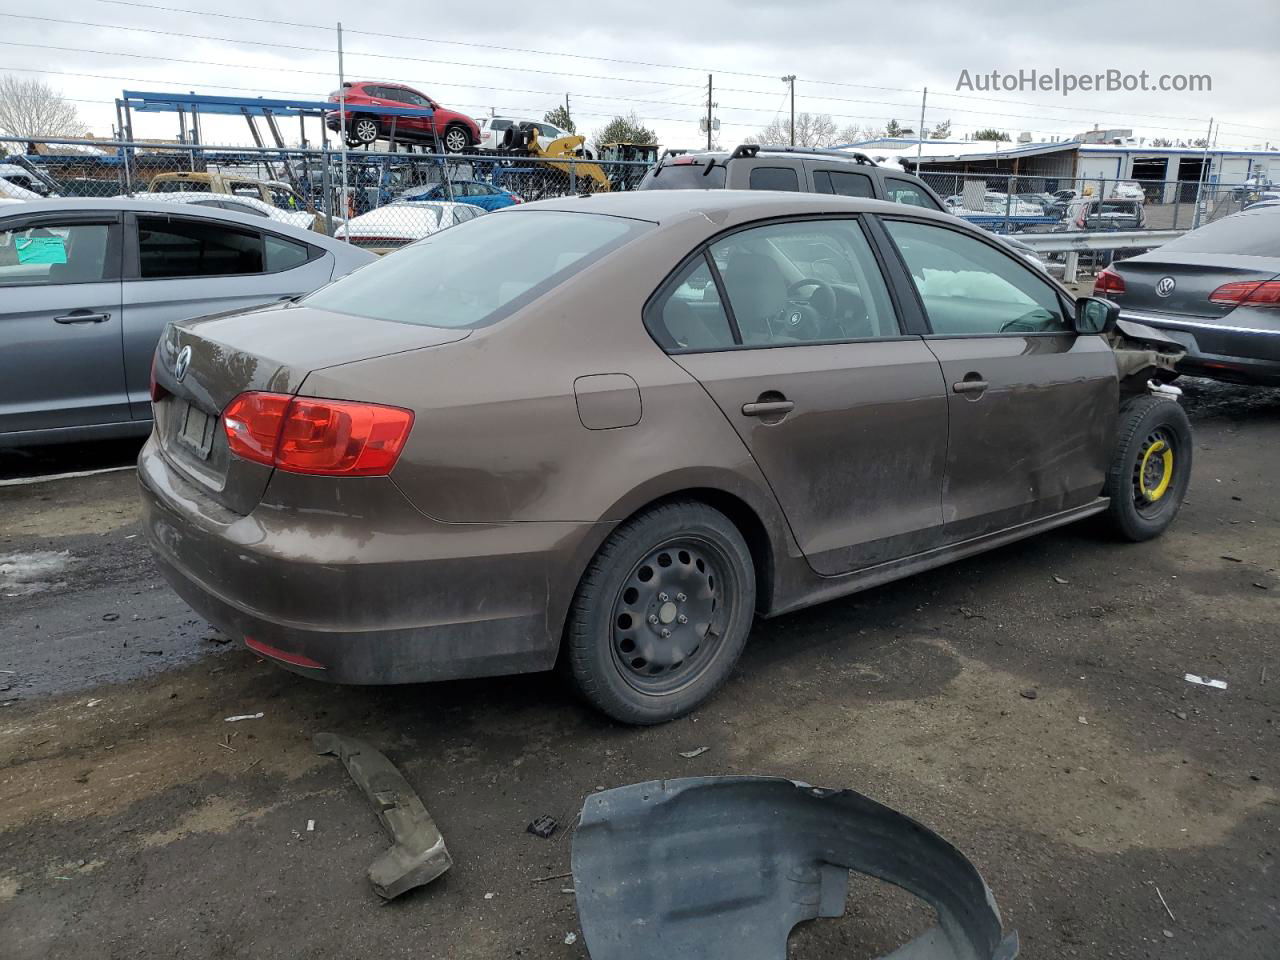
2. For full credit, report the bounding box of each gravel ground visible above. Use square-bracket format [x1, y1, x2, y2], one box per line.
[0, 378, 1277, 960]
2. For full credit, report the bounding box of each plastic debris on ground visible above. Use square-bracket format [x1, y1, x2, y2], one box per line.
[1184, 674, 1227, 690]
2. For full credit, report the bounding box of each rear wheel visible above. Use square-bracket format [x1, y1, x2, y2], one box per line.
[1103, 395, 1192, 541]
[565, 502, 755, 725]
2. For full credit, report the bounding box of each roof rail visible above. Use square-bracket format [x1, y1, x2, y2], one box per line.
[747, 144, 877, 165]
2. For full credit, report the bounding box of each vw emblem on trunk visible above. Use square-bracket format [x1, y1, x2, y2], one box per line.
[174, 345, 192, 383]
[788, 312, 802, 326]
[1156, 276, 1176, 298]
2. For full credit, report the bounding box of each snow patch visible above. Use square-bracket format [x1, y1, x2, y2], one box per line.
[0, 550, 74, 596]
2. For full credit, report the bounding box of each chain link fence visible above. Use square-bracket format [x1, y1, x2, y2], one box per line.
[0, 137, 655, 251]
[913, 169, 1272, 236]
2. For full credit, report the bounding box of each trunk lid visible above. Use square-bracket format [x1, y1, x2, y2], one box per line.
[1109, 253, 1280, 317]
[152, 301, 469, 515]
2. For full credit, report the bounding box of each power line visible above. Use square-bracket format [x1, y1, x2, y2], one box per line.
[70, 0, 1278, 134]
[2, 37, 1259, 144]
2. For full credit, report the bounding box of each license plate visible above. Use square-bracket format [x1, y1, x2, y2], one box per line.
[177, 402, 214, 460]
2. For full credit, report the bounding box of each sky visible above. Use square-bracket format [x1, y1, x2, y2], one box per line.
[1, 0, 1278, 151]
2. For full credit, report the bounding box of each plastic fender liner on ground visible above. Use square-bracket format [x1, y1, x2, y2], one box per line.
[314, 732, 452, 899]
[571, 777, 1019, 960]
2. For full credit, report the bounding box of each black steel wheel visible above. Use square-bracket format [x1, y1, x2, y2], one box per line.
[609, 538, 730, 696]
[566, 501, 755, 724]
[1104, 395, 1192, 541]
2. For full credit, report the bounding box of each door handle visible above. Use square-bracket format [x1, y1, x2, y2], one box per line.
[54, 311, 111, 324]
[952, 373, 989, 395]
[742, 400, 795, 417]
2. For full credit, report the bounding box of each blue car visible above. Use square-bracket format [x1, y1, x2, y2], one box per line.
[398, 180, 522, 211]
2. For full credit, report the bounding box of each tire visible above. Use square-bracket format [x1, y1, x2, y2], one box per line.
[565, 501, 756, 725]
[351, 116, 379, 146]
[442, 125, 470, 154]
[1103, 395, 1192, 541]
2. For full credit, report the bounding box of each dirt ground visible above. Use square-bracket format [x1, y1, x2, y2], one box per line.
[1, 378, 1277, 960]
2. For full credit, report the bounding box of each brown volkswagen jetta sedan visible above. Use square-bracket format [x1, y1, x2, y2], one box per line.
[140, 190, 1192, 724]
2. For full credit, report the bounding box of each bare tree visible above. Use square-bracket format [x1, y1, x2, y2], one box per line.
[0, 75, 89, 140]
[749, 112, 841, 148]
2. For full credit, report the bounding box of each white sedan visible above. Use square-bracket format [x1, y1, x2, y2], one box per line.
[335, 201, 485, 252]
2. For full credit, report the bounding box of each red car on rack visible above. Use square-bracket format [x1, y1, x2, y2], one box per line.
[326, 82, 481, 153]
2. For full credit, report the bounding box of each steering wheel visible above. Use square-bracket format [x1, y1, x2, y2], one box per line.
[786, 278, 837, 318]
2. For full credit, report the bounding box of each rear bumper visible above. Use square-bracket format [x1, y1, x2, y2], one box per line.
[1118, 311, 1280, 386]
[138, 435, 602, 684]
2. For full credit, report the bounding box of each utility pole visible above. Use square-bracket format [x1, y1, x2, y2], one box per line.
[917, 87, 927, 167]
[337, 21, 349, 235]
[706, 74, 714, 150]
[1192, 117, 1213, 229]
[565, 92, 570, 130]
[782, 75, 796, 145]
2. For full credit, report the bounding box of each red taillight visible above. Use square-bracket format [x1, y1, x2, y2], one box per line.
[1208, 280, 1280, 307]
[222, 392, 413, 476]
[1093, 267, 1126, 295]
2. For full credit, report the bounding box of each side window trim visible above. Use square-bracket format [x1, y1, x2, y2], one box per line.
[704, 249, 743, 345]
[878, 214, 1072, 338]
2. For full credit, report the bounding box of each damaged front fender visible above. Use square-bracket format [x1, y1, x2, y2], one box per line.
[572, 777, 1018, 960]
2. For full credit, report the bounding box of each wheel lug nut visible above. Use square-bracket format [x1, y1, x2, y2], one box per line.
[676, 593, 687, 602]
[648, 614, 659, 625]
[677, 614, 688, 624]
[658, 592, 669, 602]
[660, 628, 671, 638]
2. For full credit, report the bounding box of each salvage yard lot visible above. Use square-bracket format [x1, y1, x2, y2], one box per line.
[1, 379, 1277, 959]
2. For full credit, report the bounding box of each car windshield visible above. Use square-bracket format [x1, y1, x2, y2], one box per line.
[641, 160, 727, 189]
[304, 210, 650, 329]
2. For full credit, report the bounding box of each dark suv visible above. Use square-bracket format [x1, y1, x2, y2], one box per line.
[638, 144, 945, 210]
[326, 82, 480, 153]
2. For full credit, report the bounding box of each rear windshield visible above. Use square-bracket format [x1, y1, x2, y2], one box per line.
[151, 180, 211, 194]
[640, 161, 727, 190]
[1159, 211, 1280, 257]
[304, 210, 649, 328]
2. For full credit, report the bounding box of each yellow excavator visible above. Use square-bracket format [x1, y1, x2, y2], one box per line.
[500, 123, 612, 193]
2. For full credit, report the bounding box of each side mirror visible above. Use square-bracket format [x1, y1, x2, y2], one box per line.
[1075, 296, 1119, 335]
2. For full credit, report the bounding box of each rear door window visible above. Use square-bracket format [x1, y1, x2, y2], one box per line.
[812, 169, 875, 198]
[885, 178, 943, 210]
[137, 216, 264, 278]
[709, 218, 899, 345]
[748, 166, 801, 191]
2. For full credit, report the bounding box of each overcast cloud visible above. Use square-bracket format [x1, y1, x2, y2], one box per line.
[0, 0, 1277, 149]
